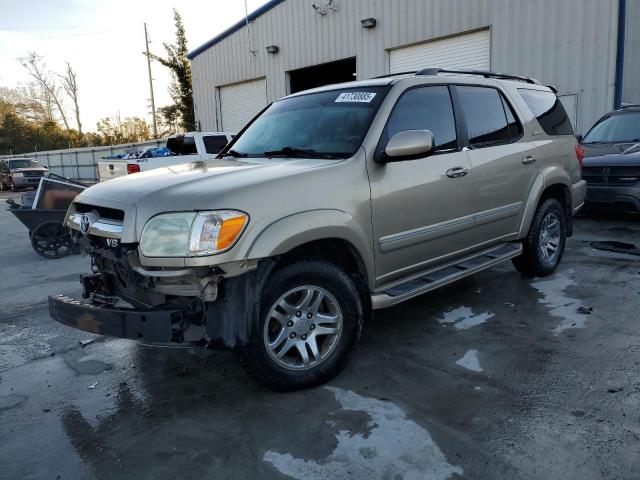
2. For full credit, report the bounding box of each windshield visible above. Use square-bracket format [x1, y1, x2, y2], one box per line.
[8, 159, 40, 169]
[228, 86, 388, 159]
[583, 112, 640, 143]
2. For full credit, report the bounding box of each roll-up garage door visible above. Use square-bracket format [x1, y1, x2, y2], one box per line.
[219, 78, 267, 133]
[389, 30, 491, 74]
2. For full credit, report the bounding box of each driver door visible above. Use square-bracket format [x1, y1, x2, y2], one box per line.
[368, 85, 476, 286]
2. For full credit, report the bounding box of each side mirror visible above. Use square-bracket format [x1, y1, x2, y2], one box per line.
[380, 130, 435, 163]
[575, 134, 583, 143]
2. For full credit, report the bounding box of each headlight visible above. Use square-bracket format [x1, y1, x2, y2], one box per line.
[139, 210, 248, 257]
[13, 172, 23, 177]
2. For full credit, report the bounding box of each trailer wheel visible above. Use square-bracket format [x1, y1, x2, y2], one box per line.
[30, 221, 74, 259]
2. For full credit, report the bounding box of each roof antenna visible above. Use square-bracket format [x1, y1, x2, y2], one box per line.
[244, 0, 257, 57]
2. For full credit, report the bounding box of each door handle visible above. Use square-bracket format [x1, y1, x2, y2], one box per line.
[522, 155, 537, 165]
[446, 167, 469, 178]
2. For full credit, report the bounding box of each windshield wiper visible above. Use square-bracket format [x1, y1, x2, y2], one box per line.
[263, 147, 338, 159]
[223, 149, 248, 158]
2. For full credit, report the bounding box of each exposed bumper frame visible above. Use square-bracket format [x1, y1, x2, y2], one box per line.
[49, 294, 181, 343]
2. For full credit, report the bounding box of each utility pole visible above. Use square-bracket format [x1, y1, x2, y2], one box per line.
[144, 23, 158, 139]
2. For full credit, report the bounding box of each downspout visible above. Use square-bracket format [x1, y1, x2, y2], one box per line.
[614, 0, 627, 109]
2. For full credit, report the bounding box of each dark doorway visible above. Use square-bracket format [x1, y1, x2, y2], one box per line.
[288, 57, 356, 94]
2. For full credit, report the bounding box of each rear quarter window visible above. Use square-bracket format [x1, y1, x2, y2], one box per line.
[518, 89, 574, 136]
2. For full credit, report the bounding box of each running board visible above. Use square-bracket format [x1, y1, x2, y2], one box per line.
[371, 243, 522, 310]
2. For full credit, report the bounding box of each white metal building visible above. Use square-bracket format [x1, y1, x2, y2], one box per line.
[188, 0, 639, 135]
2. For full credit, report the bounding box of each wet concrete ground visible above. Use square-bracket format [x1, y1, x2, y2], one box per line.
[1, 189, 639, 480]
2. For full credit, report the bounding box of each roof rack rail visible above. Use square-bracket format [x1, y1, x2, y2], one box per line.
[373, 71, 418, 79]
[619, 104, 640, 110]
[415, 68, 540, 85]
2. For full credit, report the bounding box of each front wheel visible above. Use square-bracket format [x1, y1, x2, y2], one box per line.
[240, 260, 363, 391]
[513, 197, 566, 277]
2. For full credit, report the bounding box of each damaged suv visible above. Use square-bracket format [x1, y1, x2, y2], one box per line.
[49, 69, 586, 390]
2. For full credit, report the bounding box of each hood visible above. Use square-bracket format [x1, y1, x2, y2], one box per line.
[582, 142, 640, 167]
[74, 157, 337, 213]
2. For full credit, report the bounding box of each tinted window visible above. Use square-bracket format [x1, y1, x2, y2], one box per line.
[457, 86, 522, 148]
[203, 135, 229, 154]
[384, 86, 457, 151]
[166, 135, 197, 155]
[518, 88, 574, 136]
[502, 96, 524, 139]
[582, 112, 640, 143]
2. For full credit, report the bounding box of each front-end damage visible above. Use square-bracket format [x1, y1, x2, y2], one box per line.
[49, 225, 274, 350]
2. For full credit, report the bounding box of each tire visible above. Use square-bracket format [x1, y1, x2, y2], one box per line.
[240, 260, 363, 391]
[513, 197, 566, 277]
[30, 221, 74, 259]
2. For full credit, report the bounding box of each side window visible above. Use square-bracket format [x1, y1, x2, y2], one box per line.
[518, 88, 574, 136]
[202, 135, 230, 154]
[384, 86, 458, 152]
[457, 86, 522, 148]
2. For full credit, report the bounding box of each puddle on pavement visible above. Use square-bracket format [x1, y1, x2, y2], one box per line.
[264, 387, 463, 479]
[438, 306, 495, 330]
[63, 352, 113, 375]
[455, 350, 483, 372]
[531, 273, 587, 335]
[589, 240, 640, 256]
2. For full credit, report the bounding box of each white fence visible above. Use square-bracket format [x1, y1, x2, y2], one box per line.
[0, 139, 167, 182]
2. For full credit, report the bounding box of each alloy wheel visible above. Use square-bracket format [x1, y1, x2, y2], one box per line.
[538, 212, 561, 264]
[263, 285, 343, 370]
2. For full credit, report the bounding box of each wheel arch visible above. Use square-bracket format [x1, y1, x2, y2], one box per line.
[518, 168, 574, 238]
[245, 209, 375, 289]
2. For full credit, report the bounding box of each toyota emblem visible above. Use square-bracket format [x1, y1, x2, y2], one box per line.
[80, 214, 91, 235]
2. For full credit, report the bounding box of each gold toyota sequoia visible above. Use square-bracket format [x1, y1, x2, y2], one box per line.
[49, 68, 586, 390]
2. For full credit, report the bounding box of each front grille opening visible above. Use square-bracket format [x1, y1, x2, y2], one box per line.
[75, 202, 125, 221]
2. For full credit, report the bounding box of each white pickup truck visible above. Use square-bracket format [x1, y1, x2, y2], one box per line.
[97, 132, 234, 182]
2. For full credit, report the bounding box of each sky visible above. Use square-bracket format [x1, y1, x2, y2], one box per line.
[0, 0, 267, 132]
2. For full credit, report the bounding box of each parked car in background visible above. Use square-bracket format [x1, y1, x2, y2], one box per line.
[50, 69, 585, 390]
[97, 132, 235, 181]
[0, 158, 48, 191]
[580, 105, 640, 212]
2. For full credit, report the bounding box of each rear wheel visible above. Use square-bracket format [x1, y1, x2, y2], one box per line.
[513, 198, 566, 277]
[240, 260, 363, 391]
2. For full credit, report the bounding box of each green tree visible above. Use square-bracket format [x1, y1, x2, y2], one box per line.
[158, 104, 180, 135]
[149, 9, 195, 131]
[96, 116, 152, 144]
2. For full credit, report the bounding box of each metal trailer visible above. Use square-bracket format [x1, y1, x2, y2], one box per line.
[6, 174, 87, 259]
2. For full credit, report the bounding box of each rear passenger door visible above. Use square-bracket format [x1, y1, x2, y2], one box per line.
[454, 85, 537, 243]
[369, 85, 476, 285]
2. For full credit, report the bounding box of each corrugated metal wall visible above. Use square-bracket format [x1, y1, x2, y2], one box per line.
[192, 0, 620, 134]
[623, 0, 640, 105]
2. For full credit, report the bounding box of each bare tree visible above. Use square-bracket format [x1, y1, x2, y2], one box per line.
[20, 52, 70, 130]
[58, 62, 82, 134]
